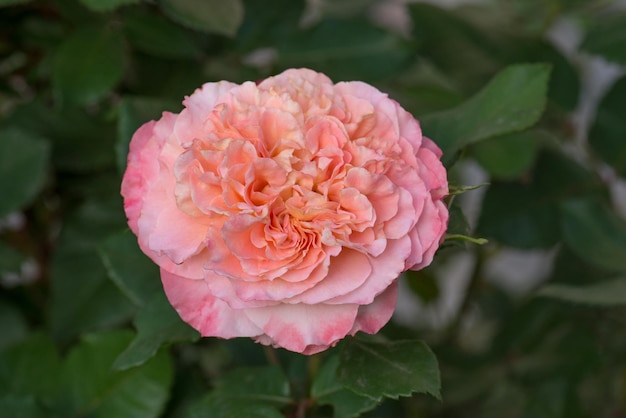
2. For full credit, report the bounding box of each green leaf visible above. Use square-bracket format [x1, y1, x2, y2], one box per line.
[0, 128, 50, 217]
[49, 198, 134, 342]
[409, 3, 501, 87]
[311, 356, 379, 418]
[99, 229, 161, 307]
[211, 365, 291, 404]
[581, 13, 626, 65]
[561, 198, 626, 273]
[537, 278, 626, 306]
[385, 61, 465, 116]
[124, 12, 202, 59]
[113, 291, 199, 370]
[471, 130, 543, 179]
[186, 366, 292, 418]
[337, 338, 440, 401]
[0, 396, 47, 418]
[4, 100, 116, 172]
[56, 330, 173, 418]
[236, 0, 305, 53]
[276, 19, 411, 82]
[477, 149, 603, 249]
[529, 42, 580, 112]
[500, 37, 581, 111]
[49, 246, 135, 341]
[79, 0, 138, 12]
[0, 0, 31, 7]
[589, 76, 626, 179]
[116, 96, 181, 173]
[158, 0, 244, 37]
[0, 333, 61, 400]
[421, 64, 551, 162]
[52, 26, 125, 105]
[188, 400, 284, 418]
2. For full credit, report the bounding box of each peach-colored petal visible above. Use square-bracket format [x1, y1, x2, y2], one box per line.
[145, 204, 211, 264]
[161, 268, 262, 338]
[396, 103, 423, 150]
[286, 248, 372, 304]
[350, 280, 398, 334]
[327, 236, 411, 305]
[245, 302, 360, 354]
[174, 81, 238, 146]
[334, 81, 400, 141]
[417, 146, 449, 200]
[421, 135, 443, 158]
[382, 187, 417, 239]
[409, 200, 449, 270]
[122, 120, 160, 234]
[345, 168, 398, 223]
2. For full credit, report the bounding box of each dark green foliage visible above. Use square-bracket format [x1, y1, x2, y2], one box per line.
[338, 338, 441, 401]
[0, 128, 49, 217]
[0, 1, 623, 417]
[589, 76, 626, 178]
[581, 12, 626, 65]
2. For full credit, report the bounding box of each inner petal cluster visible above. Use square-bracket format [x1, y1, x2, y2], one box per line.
[173, 78, 407, 292]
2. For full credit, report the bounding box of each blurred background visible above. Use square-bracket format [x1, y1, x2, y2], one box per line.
[1, 0, 626, 417]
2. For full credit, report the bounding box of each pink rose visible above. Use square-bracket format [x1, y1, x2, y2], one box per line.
[121, 68, 448, 354]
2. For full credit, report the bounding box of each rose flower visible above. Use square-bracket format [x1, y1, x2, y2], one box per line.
[122, 68, 448, 354]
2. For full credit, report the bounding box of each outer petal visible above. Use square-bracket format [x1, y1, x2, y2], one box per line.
[122, 119, 160, 235]
[396, 103, 423, 150]
[334, 81, 400, 141]
[350, 280, 398, 334]
[244, 302, 360, 354]
[122, 113, 217, 280]
[259, 68, 335, 117]
[417, 146, 448, 200]
[161, 268, 262, 339]
[174, 81, 239, 146]
[409, 199, 449, 270]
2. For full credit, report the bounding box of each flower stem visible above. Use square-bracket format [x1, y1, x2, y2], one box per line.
[263, 345, 280, 366]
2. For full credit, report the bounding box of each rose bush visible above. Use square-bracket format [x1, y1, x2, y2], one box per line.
[122, 68, 448, 354]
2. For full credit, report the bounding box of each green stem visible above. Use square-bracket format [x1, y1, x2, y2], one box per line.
[445, 234, 489, 245]
[263, 346, 280, 366]
[307, 353, 322, 384]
